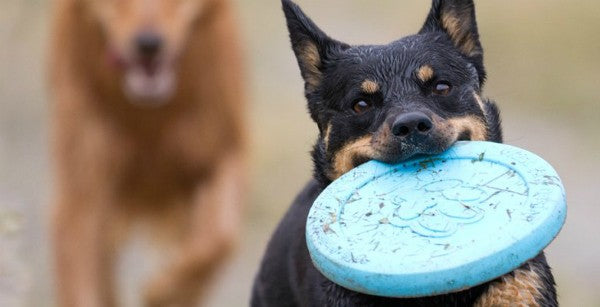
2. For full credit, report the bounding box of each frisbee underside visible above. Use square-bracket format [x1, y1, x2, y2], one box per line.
[306, 141, 566, 298]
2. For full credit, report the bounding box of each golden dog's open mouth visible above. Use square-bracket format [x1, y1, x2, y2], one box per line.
[107, 47, 177, 106]
[124, 61, 175, 105]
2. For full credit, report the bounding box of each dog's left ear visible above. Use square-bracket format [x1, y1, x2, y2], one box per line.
[420, 0, 485, 82]
[282, 0, 349, 93]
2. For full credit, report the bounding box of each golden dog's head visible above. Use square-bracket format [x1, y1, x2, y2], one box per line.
[82, 0, 210, 105]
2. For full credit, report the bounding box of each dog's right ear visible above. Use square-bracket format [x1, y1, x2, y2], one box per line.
[282, 0, 349, 93]
[419, 0, 485, 84]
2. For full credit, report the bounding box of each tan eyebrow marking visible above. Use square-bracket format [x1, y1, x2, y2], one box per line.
[417, 65, 435, 82]
[361, 80, 380, 94]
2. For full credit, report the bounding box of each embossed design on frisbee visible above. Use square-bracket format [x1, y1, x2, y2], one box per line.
[306, 141, 566, 298]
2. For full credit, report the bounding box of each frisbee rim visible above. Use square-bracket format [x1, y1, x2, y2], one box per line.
[306, 141, 566, 297]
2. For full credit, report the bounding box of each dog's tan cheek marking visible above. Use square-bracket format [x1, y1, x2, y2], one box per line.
[329, 135, 375, 180]
[474, 268, 543, 307]
[361, 80, 379, 94]
[446, 116, 487, 141]
[300, 42, 322, 92]
[416, 65, 434, 83]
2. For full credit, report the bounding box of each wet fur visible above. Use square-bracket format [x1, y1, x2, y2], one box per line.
[252, 0, 557, 306]
[49, 0, 245, 306]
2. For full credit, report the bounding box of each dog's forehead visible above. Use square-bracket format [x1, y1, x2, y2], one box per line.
[335, 34, 465, 79]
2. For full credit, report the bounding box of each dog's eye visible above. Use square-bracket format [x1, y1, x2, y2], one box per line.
[352, 100, 372, 114]
[432, 81, 452, 96]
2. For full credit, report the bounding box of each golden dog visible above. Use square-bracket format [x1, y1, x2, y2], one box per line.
[48, 0, 246, 306]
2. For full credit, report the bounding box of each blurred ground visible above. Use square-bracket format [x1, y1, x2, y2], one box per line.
[0, 0, 599, 306]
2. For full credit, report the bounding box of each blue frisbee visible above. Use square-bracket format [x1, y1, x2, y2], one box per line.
[306, 141, 566, 298]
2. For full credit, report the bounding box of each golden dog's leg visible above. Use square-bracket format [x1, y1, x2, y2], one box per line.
[144, 153, 245, 307]
[52, 196, 117, 307]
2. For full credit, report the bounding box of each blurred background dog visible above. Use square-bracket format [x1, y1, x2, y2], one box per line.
[48, 0, 245, 306]
[0, 0, 599, 306]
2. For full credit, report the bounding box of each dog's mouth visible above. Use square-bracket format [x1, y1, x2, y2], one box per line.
[124, 60, 176, 106]
[107, 49, 177, 106]
[328, 132, 465, 181]
[372, 137, 459, 165]
[369, 116, 482, 165]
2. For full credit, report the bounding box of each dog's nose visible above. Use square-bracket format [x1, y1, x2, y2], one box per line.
[392, 112, 433, 137]
[135, 32, 163, 57]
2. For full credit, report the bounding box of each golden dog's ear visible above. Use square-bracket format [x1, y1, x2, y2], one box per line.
[419, 0, 485, 83]
[281, 0, 349, 93]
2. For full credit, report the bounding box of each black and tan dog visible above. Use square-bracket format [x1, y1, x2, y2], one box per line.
[252, 0, 558, 306]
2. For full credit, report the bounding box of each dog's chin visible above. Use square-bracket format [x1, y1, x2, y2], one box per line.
[123, 64, 176, 107]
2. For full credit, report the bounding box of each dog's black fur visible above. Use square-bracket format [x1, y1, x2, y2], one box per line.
[252, 1, 558, 306]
